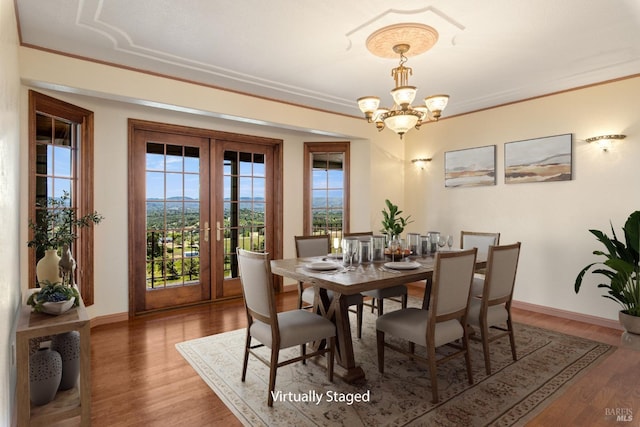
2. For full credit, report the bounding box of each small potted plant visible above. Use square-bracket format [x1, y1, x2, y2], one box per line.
[380, 199, 414, 257]
[574, 210, 640, 334]
[26, 281, 80, 315]
[27, 191, 103, 286]
[380, 199, 413, 238]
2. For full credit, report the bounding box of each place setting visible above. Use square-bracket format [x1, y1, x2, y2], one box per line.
[301, 261, 346, 275]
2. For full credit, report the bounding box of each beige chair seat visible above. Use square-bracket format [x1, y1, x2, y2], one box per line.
[251, 310, 336, 349]
[376, 307, 464, 348]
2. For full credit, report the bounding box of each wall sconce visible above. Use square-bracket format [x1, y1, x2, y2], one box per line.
[411, 158, 432, 169]
[585, 134, 626, 152]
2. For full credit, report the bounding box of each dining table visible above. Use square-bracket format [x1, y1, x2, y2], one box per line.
[270, 252, 486, 383]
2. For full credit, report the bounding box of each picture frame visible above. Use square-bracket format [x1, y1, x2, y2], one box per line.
[504, 134, 572, 184]
[445, 145, 496, 188]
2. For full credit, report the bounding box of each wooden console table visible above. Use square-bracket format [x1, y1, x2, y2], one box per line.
[16, 297, 91, 426]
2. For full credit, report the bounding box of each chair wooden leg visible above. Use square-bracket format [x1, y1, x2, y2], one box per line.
[267, 347, 279, 407]
[401, 293, 408, 309]
[370, 298, 376, 313]
[376, 330, 385, 373]
[427, 345, 439, 403]
[297, 282, 304, 309]
[507, 316, 517, 361]
[357, 303, 363, 339]
[301, 343, 306, 364]
[377, 298, 384, 316]
[241, 332, 251, 381]
[480, 320, 492, 375]
[463, 330, 474, 385]
[327, 336, 335, 382]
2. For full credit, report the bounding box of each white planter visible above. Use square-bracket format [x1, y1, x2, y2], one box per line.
[619, 311, 640, 335]
[36, 249, 62, 285]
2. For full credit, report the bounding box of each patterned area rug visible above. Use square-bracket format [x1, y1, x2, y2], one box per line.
[176, 299, 613, 426]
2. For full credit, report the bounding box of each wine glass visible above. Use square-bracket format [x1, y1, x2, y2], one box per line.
[438, 235, 447, 251]
[388, 237, 399, 262]
[343, 238, 358, 269]
[446, 235, 454, 250]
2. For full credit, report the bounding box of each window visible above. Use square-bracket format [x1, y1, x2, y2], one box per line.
[303, 142, 350, 243]
[28, 91, 96, 305]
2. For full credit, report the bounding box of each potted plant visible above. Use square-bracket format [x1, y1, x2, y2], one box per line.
[27, 191, 103, 286]
[574, 210, 640, 334]
[26, 281, 80, 315]
[380, 199, 413, 237]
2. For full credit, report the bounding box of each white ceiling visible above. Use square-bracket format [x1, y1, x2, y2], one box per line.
[15, 0, 640, 121]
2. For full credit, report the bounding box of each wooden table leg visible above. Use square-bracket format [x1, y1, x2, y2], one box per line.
[327, 292, 365, 383]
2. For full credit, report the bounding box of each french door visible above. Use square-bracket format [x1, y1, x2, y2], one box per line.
[129, 121, 282, 314]
[213, 141, 275, 298]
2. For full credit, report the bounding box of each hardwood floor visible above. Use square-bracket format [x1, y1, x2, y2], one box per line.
[89, 287, 639, 426]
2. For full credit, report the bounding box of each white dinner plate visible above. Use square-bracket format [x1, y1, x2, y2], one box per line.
[383, 261, 421, 270]
[325, 253, 343, 259]
[305, 261, 339, 271]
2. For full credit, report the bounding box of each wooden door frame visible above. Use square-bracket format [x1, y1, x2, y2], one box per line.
[127, 119, 283, 316]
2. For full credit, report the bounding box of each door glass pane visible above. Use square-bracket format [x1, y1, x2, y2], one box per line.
[310, 152, 344, 238]
[223, 150, 266, 279]
[146, 142, 201, 289]
[32, 113, 79, 265]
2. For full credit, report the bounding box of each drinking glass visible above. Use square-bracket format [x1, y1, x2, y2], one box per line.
[446, 235, 454, 250]
[399, 238, 408, 260]
[388, 236, 399, 262]
[438, 235, 447, 251]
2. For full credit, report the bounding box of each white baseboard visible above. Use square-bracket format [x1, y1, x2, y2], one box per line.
[90, 312, 128, 328]
[511, 300, 622, 331]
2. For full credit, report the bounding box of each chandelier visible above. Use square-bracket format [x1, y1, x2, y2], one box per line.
[356, 24, 449, 139]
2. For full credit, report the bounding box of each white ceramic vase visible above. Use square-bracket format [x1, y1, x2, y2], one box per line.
[36, 249, 62, 285]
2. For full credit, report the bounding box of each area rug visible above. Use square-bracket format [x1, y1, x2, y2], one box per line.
[176, 298, 613, 426]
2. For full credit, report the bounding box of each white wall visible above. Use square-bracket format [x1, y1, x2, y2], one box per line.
[18, 49, 407, 318]
[0, 0, 22, 424]
[404, 77, 640, 321]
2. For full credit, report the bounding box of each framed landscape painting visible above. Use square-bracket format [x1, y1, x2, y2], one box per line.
[504, 134, 572, 184]
[445, 145, 496, 187]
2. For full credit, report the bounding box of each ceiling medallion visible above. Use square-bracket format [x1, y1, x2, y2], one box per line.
[357, 23, 448, 139]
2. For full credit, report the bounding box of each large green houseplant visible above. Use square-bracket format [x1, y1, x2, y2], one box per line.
[380, 199, 413, 237]
[574, 210, 640, 333]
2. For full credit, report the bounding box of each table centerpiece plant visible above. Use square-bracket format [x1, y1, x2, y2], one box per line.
[380, 199, 413, 256]
[574, 210, 640, 334]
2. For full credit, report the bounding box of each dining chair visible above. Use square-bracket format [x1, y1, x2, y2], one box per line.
[467, 242, 521, 375]
[460, 231, 500, 275]
[294, 235, 365, 338]
[344, 232, 408, 316]
[294, 235, 331, 310]
[236, 248, 336, 407]
[376, 248, 477, 403]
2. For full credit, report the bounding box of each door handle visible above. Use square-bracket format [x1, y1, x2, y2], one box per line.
[216, 221, 222, 241]
[203, 221, 211, 243]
